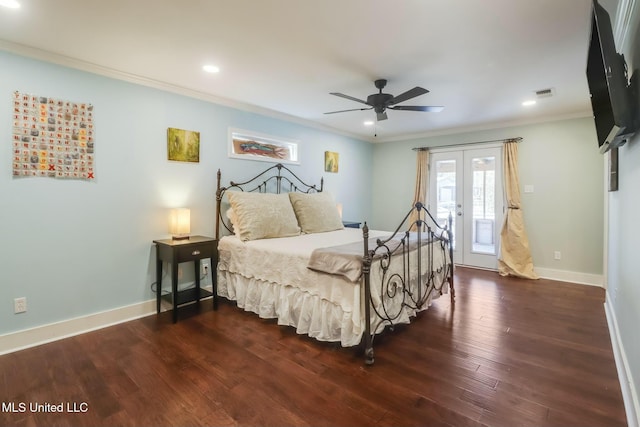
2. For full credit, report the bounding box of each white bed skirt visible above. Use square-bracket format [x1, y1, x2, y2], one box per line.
[217, 268, 447, 348]
[216, 230, 449, 348]
[218, 271, 363, 346]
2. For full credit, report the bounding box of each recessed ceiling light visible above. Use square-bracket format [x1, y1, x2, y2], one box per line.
[364, 120, 374, 126]
[522, 100, 536, 107]
[0, 0, 20, 8]
[203, 64, 220, 73]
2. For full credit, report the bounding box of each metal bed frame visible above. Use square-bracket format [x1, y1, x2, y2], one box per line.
[215, 163, 454, 365]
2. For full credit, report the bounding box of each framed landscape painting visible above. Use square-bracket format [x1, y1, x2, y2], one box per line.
[324, 151, 339, 173]
[167, 127, 200, 163]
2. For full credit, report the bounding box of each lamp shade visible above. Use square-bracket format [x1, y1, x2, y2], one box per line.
[169, 208, 190, 239]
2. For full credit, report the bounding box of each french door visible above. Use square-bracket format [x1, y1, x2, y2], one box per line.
[428, 146, 503, 269]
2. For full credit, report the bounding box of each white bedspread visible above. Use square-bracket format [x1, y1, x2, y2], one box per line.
[217, 228, 448, 346]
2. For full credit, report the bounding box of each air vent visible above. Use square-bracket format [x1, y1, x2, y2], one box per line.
[535, 88, 554, 98]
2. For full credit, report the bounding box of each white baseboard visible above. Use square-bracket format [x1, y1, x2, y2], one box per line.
[605, 292, 640, 427]
[458, 265, 604, 287]
[534, 267, 604, 287]
[0, 283, 215, 356]
[0, 299, 157, 356]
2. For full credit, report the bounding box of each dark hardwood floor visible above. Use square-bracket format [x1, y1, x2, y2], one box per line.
[0, 267, 627, 427]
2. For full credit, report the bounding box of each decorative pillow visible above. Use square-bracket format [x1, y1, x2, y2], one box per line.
[288, 192, 344, 234]
[227, 192, 301, 241]
[225, 207, 241, 237]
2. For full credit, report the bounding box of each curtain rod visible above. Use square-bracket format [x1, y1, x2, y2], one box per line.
[412, 137, 522, 151]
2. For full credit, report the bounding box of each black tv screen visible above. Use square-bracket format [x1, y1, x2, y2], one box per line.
[586, 0, 635, 153]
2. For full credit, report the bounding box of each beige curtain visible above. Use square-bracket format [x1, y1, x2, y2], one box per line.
[409, 149, 429, 229]
[498, 140, 538, 279]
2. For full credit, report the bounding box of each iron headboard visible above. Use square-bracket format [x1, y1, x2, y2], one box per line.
[215, 163, 323, 239]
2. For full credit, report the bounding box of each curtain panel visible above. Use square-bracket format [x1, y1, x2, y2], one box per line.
[498, 140, 538, 279]
[409, 150, 429, 229]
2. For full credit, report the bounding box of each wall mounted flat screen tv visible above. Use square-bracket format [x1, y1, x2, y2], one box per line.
[586, 0, 636, 153]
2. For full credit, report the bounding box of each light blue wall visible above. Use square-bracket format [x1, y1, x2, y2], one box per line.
[371, 117, 605, 276]
[0, 51, 372, 335]
[609, 131, 640, 423]
[606, 0, 640, 417]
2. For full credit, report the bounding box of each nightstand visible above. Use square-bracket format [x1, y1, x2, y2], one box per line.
[342, 221, 361, 229]
[153, 235, 218, 323]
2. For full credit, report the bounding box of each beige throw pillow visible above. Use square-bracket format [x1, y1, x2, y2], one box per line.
[227, 192, 301, 241]
[289, 192, 344, 234]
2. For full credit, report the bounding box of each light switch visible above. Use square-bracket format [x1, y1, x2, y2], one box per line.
[524, 185, 534, 193]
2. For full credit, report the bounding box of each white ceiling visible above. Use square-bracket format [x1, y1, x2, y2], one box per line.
[0, 0, 597, 142]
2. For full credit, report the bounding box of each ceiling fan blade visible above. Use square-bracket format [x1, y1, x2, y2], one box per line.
[324, 107, 373, 115]
[330, 92, 371, 106]
[389, 87, 429, 105]
[389, 105, 444, 113]
[377, 111, 388, 121]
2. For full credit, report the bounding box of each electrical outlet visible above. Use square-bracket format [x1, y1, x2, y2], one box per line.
[554, 251, 561, 260]
[201, 260, 210, 276]
[14, 297, 27, 314]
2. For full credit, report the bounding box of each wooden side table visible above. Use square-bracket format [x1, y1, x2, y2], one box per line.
[153, 235, 218, 323]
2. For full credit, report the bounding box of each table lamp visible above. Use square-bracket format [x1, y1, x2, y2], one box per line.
[169, 208, 190, 240]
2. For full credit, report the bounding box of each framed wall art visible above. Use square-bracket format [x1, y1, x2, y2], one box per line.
[167, 127, 200, 163]
[324, 151, 339, 173]
[229, 128, 299, 165]
[11, 91, 95, 180]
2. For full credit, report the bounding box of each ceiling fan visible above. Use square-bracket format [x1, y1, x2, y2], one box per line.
[325, 79, 444, 121]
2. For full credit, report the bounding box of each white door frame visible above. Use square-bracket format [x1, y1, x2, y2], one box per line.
[429, 143, 504, 269]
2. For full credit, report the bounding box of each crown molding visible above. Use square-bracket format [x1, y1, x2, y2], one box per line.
[374, 111, 593, 143]
[0, 39, 595, 146]
[0, 40, 369, 143]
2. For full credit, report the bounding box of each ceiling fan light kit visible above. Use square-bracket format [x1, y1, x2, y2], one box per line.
[325, 79, 444, 122]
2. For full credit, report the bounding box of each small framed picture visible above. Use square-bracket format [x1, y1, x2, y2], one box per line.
[167, 127, 200, 163]
[324, 151, 339, 173]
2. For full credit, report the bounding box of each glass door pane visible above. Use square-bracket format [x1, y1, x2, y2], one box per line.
[471, 155, 496, 254]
